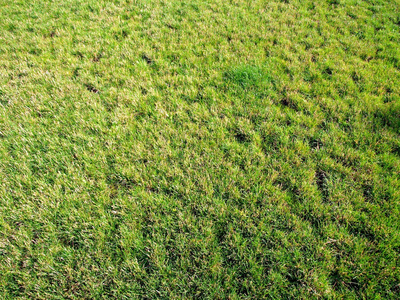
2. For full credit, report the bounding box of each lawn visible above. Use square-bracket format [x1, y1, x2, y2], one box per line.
[0, 0, 399, 298]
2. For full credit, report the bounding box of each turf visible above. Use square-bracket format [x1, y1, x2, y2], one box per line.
[0, 0, 400, 298]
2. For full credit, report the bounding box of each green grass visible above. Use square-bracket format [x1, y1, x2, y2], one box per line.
[0, 0, 400, 298]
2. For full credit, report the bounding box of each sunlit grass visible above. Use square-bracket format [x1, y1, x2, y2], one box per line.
[0, 0, 399, 298]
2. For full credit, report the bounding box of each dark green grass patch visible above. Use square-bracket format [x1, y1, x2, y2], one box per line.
[224, 65, 268, 89]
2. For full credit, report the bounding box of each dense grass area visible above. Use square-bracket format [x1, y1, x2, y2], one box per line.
[1, 0, 400, 298]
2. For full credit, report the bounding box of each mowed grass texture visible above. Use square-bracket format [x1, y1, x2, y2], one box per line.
[1, 0, 400, 298]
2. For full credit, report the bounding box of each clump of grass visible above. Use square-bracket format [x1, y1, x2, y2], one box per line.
[224, 65, 265, 88]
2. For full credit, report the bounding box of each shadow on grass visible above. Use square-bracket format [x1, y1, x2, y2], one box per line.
[375, 102, 400, 134]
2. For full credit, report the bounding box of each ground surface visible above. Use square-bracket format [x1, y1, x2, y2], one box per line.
[1, 0, 400, 298]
